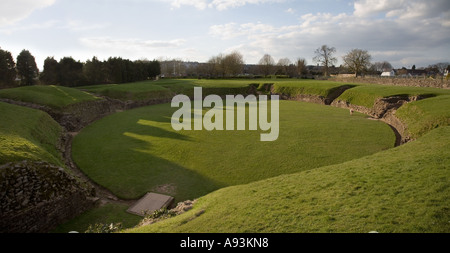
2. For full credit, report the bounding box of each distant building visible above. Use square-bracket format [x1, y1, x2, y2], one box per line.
[381, 70, 396, 77]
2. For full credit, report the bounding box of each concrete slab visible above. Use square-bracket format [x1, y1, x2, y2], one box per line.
[127, 192, 174, 216]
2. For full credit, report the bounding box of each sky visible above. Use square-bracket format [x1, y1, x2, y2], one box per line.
[0, 0, 449, 70]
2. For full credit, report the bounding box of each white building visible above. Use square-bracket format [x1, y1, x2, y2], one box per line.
[381, 70, 395, 77]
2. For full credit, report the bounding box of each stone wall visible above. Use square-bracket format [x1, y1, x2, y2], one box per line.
[331, 77, 449, 89]
[0, 160, 97, 233]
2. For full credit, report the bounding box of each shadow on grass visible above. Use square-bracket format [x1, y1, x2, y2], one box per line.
[119, 132, 223, 202]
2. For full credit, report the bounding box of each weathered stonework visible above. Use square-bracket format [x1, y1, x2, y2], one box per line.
[0, 160, 97, 233]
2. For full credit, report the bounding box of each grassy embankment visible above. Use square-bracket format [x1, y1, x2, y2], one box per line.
[0, 102, 63, 166]
[0, 85, 100, 109]
[336, 84, 450, 138]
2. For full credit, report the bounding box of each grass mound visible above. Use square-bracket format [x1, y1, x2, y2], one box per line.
[0, 85, 100, 109]
[0, 102, 63, 166]
[336, 84, 450, 108]
[129, 126, 450, 233]
[72, 100, 395, 201]
[271, 80, 355, 97]
[80, 81, 174, 101]
[396, 95, 450, 138]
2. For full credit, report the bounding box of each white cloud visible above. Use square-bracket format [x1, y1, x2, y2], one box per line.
[80, 37, 186, 50]
[210, 22, 276, 39]
[0, 0, 56, 27]
[168, 0, 285, 11]
[208, 1, 450, 67]
[354, 0, 450, 20]
[170, 0, 209, 10]
[286, 8, 296, 14]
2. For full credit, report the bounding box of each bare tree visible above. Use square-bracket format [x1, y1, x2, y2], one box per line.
[342, 49, 372, 77]
[372, 61, 393, 73]
[276, 58, 292, 76]
[296, 58, 307, 78]
[313, 45, 337, 77]
[258, 54, 275, 77]
[223, 51, 244, 77]
[431, 62, 450, 75]
[207, 54, 224, 77]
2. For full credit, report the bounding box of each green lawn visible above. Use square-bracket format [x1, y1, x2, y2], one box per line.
[0, 102, 63, 166]
[129, 126, 450, 233]
[72, 100, 395, 201]
[336, 84, 450, 108]
[0, 85, 100, 109]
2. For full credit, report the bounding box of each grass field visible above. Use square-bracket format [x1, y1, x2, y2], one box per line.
[1, 78, 448, 233]
[0, 102, 63, 166]
[0, 85, 100, 109]
[129, 126, 450, 233]
[72, 100, 395, 201]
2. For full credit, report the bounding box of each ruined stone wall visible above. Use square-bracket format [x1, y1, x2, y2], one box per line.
[331, 77, 449, 89]
[0, 161, 97, 233]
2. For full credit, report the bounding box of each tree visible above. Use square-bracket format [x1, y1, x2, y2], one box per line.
[431, 62, 450, 75]
[313, 45, 337, 77]
[276, 58, 292, 76]
[84, 56, 107, 85]
[59, 57, 85, 87]
[206, 54, 224, 78]
[342, 49, 372, 77]
[16, 49, 39, 86]
[372, 61, 393, 73]
[258, 54, 275, 77]
[223, 51, 244, 77]
[40, 57, 60, 85]
[296, 58, 308, 78]
[0, 47, 17, 87]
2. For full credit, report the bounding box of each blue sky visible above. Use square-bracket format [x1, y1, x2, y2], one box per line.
[1, 0, 449, 69]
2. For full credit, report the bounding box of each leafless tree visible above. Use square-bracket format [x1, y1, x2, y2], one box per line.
[296, 58, 307, 78]
[276, 58, 292, 76]
[313, 45, 337, 77]
[342, 49, 372, 77]
[223, 51, 244, 77]
[372, 61, 393, 73]
[258, 54, 275, 77]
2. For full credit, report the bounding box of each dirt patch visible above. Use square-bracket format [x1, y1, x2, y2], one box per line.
[331, 96, 422, 145]
[152, 183, 177, 196]
[271, 84, 355, 106]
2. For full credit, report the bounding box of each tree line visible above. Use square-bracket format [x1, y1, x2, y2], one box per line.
[0, 47, 161, 88]
[160, 45, 449, 79]
[1, 45, 448, 89]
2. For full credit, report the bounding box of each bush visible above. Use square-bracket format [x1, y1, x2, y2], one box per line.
[85, 223, 122, 233]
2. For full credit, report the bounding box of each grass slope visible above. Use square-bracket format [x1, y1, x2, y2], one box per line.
[72, 100, 394, 201]
[271, 80, 355, 97]
[0, 102, 63, 166]
[0, 85, 100, 109]
[336, 84, 450, 108]
[129, 126, 450, 233]
[79, 81, 174, 101]
[396, 95, 450, 139]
